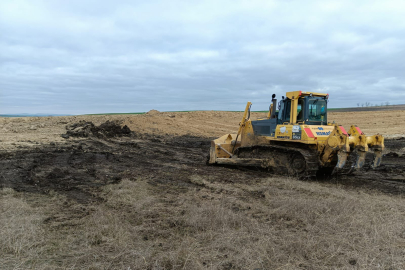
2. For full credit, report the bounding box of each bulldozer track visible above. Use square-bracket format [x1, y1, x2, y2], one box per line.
[235, 145, 320, 178]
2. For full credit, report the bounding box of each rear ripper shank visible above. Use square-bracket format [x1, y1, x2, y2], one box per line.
[208, 91, 384, 177]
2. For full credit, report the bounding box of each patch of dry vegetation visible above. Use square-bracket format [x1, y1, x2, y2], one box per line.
[2, 176, 405, 269]
[0, 188, 46, 269]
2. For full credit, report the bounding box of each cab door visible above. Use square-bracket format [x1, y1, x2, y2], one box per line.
[278, 100, 291, 124]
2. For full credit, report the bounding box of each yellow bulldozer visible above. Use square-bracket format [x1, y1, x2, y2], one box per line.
[208, 91, 384, 177]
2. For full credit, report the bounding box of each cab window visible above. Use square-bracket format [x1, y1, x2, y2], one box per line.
[308, 99, 327, 122]
[284, 100, 291, 123]
[297, 99, 304, 122]
[278, 101, 284, 122]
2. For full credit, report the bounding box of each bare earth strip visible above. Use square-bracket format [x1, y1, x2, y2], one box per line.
[0, 109, 403, 151]
[0, 110, 405, 269]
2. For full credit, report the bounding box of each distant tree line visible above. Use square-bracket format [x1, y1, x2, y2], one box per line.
[357, 102, 390, 107]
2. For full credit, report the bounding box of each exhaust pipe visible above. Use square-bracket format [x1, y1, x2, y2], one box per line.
[271, 94, 277, 118]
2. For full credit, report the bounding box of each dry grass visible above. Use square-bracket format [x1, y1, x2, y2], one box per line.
[2, 176, 405, 269]
[0, 188, 46, 269]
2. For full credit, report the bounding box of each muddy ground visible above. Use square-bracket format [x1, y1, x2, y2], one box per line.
[1, 125, 405, 204]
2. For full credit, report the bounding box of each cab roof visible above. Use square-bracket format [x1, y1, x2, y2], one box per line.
[286, 91, 328, 99]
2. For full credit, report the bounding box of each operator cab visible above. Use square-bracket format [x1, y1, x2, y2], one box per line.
[278, 92, 328, 125]
[250, 91, 329, 137]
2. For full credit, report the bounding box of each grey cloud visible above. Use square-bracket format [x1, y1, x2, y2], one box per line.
[1, 0, 405, 114]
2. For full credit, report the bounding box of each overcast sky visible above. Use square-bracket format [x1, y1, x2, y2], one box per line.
[1, 0, 404, 114]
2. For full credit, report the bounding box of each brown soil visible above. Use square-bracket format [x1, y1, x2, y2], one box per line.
[328, 109, 405, 138]
[0, 109, 403, 149]
[1, 110, 405, 269]
[1, 122, 404, 203]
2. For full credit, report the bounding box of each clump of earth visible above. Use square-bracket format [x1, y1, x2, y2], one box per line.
[62, 120, 132, 139]
[146, 109, 161, 115]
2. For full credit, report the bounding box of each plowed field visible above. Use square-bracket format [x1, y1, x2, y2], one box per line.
[1, 110, 405, 269]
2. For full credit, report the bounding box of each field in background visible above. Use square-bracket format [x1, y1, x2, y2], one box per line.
[1, 109, 405, 269]
[3, 103, 403, 118]
[328, 104, 405, 112]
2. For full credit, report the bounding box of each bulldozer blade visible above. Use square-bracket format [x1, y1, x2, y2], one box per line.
[353, 150, 367, 170]
[372, 150, 383, 169]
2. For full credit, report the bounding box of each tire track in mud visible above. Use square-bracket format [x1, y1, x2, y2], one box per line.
[0, 134, 404, 203]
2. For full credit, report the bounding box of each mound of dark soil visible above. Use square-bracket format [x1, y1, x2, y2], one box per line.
[93, 121, 132, 138]
[62, 120, 132, 139]
[63, 121, 95, 138]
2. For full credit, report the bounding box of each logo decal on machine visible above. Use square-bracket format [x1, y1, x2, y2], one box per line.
[315, 131, 331, 136]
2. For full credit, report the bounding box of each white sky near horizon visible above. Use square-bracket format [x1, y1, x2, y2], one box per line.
[1, 0, 404, 114]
